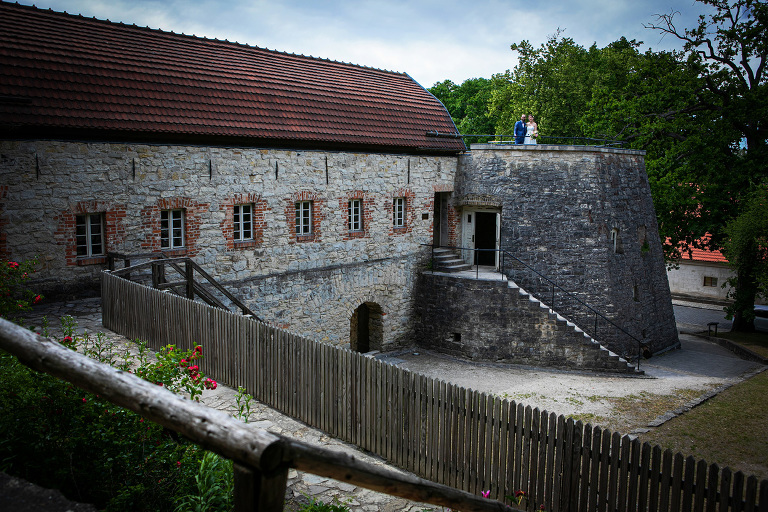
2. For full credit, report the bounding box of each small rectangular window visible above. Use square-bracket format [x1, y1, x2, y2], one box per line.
[295, 201, 312, 235]
[348, 199, 363, 232]
[161, 209, 185, 249]
[76, 213, 104, 257]
[393, 197, 405, 228]
[234, 204, 253, 241]
[703, 276, 718, 287]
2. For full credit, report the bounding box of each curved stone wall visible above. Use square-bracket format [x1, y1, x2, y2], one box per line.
[455, 144, 679, 356]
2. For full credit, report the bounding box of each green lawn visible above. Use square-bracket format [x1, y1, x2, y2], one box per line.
[638, 368, 768, 481]
[714, 329, 768, 358]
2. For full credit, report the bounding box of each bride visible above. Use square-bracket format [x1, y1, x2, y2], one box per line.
[524, 114, 538, 145]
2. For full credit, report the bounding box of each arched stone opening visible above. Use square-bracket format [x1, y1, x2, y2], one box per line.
[350, 302, 383, 353]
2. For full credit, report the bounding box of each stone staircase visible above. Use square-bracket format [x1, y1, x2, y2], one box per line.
[414, 270, 642, 375]
[431, 247, 472, 273]
[507, 279, 642, 374]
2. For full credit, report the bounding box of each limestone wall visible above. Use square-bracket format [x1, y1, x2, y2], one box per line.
[1, 140, 457, 348]
[456, 144, 679, 356]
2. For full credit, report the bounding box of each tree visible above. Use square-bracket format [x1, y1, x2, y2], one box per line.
[722, 187, 768, 329]
[646, 0, 768, 330]
[428, 78, 496, 142]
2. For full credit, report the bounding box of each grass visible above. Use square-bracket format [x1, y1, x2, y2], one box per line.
[712, 330, 768, 358]
[638, 369, 768, 481]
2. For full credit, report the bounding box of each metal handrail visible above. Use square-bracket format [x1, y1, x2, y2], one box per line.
[426, 131, 627, 148]
[425, 244, 643, 369]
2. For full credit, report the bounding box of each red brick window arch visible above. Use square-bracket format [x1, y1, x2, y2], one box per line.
[220, 193, 268, 250]
[390, 188, 415, 235]
[54, 200, 127, 266]
[140, 197, 208, 257]
[285, 191, 324, 243]
[339, 191, 374, 240]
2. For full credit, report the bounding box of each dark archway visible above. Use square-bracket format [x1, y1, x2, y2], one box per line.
[350, 302, 383, 353]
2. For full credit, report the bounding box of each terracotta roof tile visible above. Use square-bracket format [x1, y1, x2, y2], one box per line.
[0, 2, 465, 153]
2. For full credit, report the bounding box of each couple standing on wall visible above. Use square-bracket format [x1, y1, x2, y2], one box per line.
[514, 114, 538, 145]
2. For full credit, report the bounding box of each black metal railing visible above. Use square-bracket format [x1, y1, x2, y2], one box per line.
[426, 131, 627, 148]
[425, 244, 643, 369]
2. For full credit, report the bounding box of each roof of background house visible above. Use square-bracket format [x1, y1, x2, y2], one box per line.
[684, 246, 728, 264]
[0, 1, 465, 154]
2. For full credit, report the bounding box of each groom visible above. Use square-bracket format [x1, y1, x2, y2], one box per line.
[514, 113, 526, 144]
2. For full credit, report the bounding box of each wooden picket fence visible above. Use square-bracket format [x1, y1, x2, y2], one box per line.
[101, 271, 768, 512]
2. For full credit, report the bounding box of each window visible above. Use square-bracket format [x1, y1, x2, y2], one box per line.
[348, 199, 363, 232]
[295, 201, 313, 236]
[704, 276, 718, 287]
[233, 204, 253, 242]
[393, 197, 406, 228]
[76, 213, 104, 257]
[161, 209, 185, 249]
[610, 228, 623, 254]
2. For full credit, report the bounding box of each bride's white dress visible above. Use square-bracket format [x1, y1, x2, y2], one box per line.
[524, 124, 537, 145]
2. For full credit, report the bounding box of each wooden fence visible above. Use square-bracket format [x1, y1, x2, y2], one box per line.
[102, 271, 768, 512]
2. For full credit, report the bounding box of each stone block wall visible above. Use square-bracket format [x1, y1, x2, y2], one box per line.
[413, 273, 638, 373]
[0, 140, 457, 349]
[455, 144, 679, 356]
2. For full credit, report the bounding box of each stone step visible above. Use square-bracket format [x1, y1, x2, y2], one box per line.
[507, 276, 641, 375]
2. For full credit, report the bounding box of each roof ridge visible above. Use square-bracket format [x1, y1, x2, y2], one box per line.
[3, 1, 410, 79]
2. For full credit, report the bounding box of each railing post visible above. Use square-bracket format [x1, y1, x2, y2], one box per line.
[185, 259, 194, 299]
[151, 261, 161, 289]
[594, 311, 598, 337]
[233, 463, 289, 512]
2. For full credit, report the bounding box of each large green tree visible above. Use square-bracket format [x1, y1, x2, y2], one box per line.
[429, 78, 496, 143]
[645, 0, 768, 330]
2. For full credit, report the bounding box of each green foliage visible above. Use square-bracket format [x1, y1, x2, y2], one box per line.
[0, 348, 199, 510]
[722, 186, 768, 329]
[0, 258, 42, 323]
[135, 344, 218, 401]
[1, 318, 225, 510]
[429, 78, 496, 142]
[174, 451, 233, 512]
[296, 497, 351, 512]
[234, 386, 254, 423]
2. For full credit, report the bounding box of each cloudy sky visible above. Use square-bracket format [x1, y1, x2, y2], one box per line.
[15, 0, 711, 87]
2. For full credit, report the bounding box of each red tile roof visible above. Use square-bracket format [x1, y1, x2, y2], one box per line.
[684, 246, 728, 263]
[0, 2, 465, 154]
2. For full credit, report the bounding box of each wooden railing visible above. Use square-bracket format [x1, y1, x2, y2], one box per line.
[108, 252, 261, 321]
[100, 271, 768, 512]
[0, 318, 510, 512]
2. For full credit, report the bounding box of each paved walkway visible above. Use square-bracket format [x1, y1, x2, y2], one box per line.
[19, 298, 767, 511]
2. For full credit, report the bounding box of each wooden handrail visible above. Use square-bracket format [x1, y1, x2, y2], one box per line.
[0, 318, 515, 512]
[108, 256, 261, 321]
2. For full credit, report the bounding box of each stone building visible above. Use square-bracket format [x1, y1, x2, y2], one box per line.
[0, 2, 678, 370]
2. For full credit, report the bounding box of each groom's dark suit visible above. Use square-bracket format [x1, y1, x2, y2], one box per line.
[514, 120, 526, 144]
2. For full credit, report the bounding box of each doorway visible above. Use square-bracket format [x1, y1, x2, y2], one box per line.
[432, 192, 450, 247]
[350, 302, 383, 353]
[461, 208, 500, 267]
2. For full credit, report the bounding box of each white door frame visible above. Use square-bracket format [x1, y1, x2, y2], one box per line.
[461, 207, 500, 268]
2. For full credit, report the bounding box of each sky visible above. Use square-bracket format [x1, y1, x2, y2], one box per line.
[14, 0, 712, 88]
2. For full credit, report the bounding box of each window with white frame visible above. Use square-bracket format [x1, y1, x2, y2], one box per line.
[393, 197, 406, 228]
[348, 199, 363, 232]
[233, 204, 253, 241]
[295, 201, 313, 236]
[161, 209, 185, 249]
[76, 213, 104, 257]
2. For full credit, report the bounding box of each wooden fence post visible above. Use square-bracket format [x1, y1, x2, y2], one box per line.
[233, 464, 289, 512]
